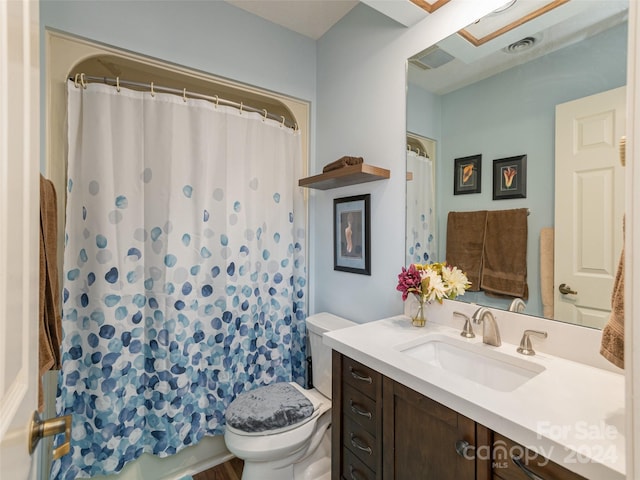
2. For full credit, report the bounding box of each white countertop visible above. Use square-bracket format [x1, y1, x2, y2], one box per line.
[324, 315, 625, 480]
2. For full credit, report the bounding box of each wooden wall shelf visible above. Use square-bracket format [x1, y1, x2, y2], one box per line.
[298, 163, 390, 190]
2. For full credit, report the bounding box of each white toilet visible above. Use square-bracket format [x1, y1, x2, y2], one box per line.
[224, 312, 355, 480]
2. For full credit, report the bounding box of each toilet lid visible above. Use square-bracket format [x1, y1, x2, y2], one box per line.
[225, 382, 315, 434]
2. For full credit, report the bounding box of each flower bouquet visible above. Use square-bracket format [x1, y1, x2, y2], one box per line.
[396, 262, 470, 327]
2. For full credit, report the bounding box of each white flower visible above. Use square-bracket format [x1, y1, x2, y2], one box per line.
[422, 268, 448, 302]
[442, 266, 470, 298]
[402, 262, 469, 305]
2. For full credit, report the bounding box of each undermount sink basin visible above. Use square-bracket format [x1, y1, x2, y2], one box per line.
[397, 334, 545, 392]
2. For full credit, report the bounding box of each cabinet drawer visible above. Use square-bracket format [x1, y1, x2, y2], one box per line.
[342, 356, 380, 399]
[492, 433, 587, 480]
[343, 383, 378, 435]
[343, 417, 378, 471]
[342, 445, 376, 480]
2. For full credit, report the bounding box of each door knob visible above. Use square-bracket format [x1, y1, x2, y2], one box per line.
[28, 411, 72, 459]
[559, 283, 577, 295]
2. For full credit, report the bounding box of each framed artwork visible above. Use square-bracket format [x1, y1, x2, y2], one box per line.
[334, 194, 371, 275]
[493, 155, 527, 200]
[453, 154, 482, 195]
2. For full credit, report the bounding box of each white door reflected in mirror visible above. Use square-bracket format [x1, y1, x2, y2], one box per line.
[554, 86, 626, 328]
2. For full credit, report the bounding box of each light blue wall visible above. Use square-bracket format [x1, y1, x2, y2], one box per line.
[40, 0, 317, 102]
[407, 83, 441, 141]
[313, 2, 509, 322]
[407, 23, 627, 316]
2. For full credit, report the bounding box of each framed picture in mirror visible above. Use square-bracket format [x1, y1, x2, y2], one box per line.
[493, 155, 527, 200]
[453, 154, 481, 195]
[334, 194, 370, 275]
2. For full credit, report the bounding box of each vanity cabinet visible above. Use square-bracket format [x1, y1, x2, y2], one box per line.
[332, 352, 588, 480]
[381, 376, 489, 480]
[332, 351, 383, 479]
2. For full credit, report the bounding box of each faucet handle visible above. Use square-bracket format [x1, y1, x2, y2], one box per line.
[454, 311, 475, 339]
[517, 330, 548, 356]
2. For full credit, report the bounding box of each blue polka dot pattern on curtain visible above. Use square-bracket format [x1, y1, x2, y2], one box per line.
[52, 81, 307, 479]
[406, 151, 437, 265]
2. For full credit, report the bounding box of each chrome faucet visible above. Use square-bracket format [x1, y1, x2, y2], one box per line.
[508, 297, 526, 313]
[471, 307, 501, 347]
[517, 330, 548, 356]
[454, 311, 475, 338]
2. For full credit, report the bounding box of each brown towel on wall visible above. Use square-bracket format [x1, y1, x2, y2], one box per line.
[322, 155, 364, 173]
[601, 221, 625, 369]
[480, 208, 528, 299]
[39, 175, 62, 411]
[446, 211, 488, 291]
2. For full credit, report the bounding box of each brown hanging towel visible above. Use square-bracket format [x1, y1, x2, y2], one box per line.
[480, 208, 528, 299]
[601, 218, 625, 369]
[39, 175, 63, 411]
[445, 210, 488, 291]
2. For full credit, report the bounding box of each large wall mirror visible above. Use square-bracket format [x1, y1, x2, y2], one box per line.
[406, 0, 628, 328]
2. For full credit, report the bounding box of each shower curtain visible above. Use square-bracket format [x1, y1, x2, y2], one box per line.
[52, 81, 307, 479]
[406, 150, 436, 265]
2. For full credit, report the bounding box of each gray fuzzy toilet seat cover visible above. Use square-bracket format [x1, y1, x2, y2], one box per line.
[225, 383, 315, 433]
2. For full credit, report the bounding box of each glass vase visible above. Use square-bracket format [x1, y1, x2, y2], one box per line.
[411, 294, 427, 327]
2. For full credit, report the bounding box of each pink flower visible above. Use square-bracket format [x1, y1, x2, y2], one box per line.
[396, 264, 423, 301]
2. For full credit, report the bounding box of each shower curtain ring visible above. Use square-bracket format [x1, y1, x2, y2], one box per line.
[183, 88, 187, 102]
[80, 73, 87, 89]
[150, 82, 155, 97]
[214, 95, 219, 108]
[280, 116, 285, 128]
[262, 109, 268, 121]
[74, 74, 80, 88]
[116, 77, 121, 92]
[239, 102, 243, 114]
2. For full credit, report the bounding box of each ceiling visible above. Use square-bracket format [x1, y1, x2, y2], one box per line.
[223, 0, 628, 94]
[224, 0, 430, 39]
[409, 0, 628, 94]
[224, 0, 360, 40]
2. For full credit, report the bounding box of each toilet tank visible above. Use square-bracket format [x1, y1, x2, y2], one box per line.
[306, 312, 356, 399]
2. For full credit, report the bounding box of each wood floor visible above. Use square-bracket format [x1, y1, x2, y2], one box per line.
[193, 458, 244, 480]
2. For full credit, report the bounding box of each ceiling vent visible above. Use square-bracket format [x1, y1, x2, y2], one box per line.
[409, 46, 455, 70]
[503, 35, 540, 54]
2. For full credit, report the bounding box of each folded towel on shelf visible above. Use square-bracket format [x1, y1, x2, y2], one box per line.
[446, 210, 488, 291]
[601, 220, 625, 369]
[322, 155, 364, 173]
[39, 175, 62, 411]
[540, 227, 554, 318]
[481, 208, 528, 299]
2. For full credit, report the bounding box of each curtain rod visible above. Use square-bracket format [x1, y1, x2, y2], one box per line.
[407, 145, 429, 158]
[69, 73, 298, 130]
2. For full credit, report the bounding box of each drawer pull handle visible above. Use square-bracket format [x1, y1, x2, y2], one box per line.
[512, 455, 546, 480]
[350, 400, 372, 419]
[350, 433, 373, 455]
[349, 367, 372, 384]
[349, 464, 366, 480]
[455, 439, 476, 460]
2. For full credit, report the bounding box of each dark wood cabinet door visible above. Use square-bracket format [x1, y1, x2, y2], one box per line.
[333, 351, 383, 480]
[491, 433, 587, 480]
[382, 378, 477, 480]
